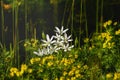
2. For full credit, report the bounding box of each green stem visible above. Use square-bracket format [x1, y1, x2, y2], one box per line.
[96, 0, 99, 33]
[1, 0, 5, 44]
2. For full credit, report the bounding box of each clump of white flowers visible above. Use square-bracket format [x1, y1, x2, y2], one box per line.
[33, 26, 74, 56]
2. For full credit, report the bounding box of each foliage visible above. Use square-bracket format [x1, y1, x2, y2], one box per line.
[0, 21, 120, 80]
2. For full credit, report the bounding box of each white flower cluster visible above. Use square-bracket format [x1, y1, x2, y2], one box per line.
[33, 26, 74, 56]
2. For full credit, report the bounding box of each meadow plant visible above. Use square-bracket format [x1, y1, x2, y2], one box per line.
[33, 26, 74, 56]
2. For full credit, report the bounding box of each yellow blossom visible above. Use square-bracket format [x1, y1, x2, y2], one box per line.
[84, 38, 89, 43]
[77, 64, 81, 68]
[113, 72, 120, 80]
[68, 70, 74, 76]
[10, 72, 14, 77]
[16, 72, 21, 77]
[75, 54, 78, 58]
[83, 65, 88, 69]
[71, 77, 76, 80]
[28, 69, 33, 73]
[63, 71, 67, 76]
[30, 58, 34, 64]
[113, 22, 117, 26]
[60, 76, 65, 80]
[55, 77, 59, 80]
[107, 20, 112, 25]
[75, 74, 82, 78]
[10, 67, 18, 73]
[75, 70, 80, 74]
[106, 73, 112, 79]
[47, 61, 53, 67]
[115, 29, 120, 35]
[21, 64, 27, 71]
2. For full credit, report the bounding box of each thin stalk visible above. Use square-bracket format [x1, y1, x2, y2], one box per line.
[1, 0, 5, 44]
[100, 0, 103, 33]
[84, 0, 88, 38]
[71, 0, 74, 34]
[15, 1, 19, 67]
[61, 0, 68, 26]
[53, 1, 58, 25]
[96, 0, 99, 33]
[25, 0, 28, 39]
[79, 0, 83, 47]
[12, 0, 16, 64]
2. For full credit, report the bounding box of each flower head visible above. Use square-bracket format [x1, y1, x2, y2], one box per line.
[41, 34, 55, 47]
[54, 26, 68, 35]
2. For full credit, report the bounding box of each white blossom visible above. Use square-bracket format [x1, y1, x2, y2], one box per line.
[54, 26, 68, 35]
[41, 34, 55, 47]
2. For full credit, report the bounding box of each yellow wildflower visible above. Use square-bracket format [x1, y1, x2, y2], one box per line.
[83, 65, 88, 69]
[107, 20, 112, 25]
[47, 61, 53, 67]
[113, 22, 117, 26]
[28, 69, 33, 73]
[84, 38, 89, 43]
[10, 67, 18, 73]
[10, 72, 14, 77]
[71, 77, 76, 80]
[106, 73, 112, 79]
[55, 77, 59, 80]
[63, 71, 67, 76]
[75, 70, 80, 75]
[21, 64, 27, 72]
[115, 29, 120, 35]
[30, 58, 34, 64]
[75, 54, 78, 59]
[60, 76, 65, 80]
[68, 70, 74, 76]
[16, 72, 21, 77]
[75, 74, 82, 78]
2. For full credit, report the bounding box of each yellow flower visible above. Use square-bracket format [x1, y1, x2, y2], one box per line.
[24, 43, 27, 47]
[75, 54, 78, 59]
[16, 72, 21, 77]
[68, 70, 74, 76]
[75, 70, 80, 75]
[47, 61, 53, 67]
[115, 29, 120, 35]
[30, 58, 34, 64]
[84, 38, 89, 43]
[103, 42, 107, 48]
[10, 72, 14, 77]
[63, 71, 67, 76]
[106, 73, 112, 79]
[35, 57, 41, 62]
[21, 64, 27, 71]
[113, 22, 117, 26]
[75, 74, 82, 78]
[60, 76, 65, 80]
[28, 69, 33, 73]
[83, 65, 88, 69]
[107, 20, 112, 25]
[71, 77, 76, 80]
[10, 67, 18, 73]
[77, 64, 81, 68]
[55, 77, 58, 80]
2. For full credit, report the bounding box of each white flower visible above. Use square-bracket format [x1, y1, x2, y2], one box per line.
[62, 33, 73, 43]
[53, 33, 64, 41]
[41, 34, 55, 47]
[62, 44, 74, 52]
[33, 49, 44, 56]
[54, 26, 68, 35]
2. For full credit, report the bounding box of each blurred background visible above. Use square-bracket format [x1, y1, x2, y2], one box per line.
[0, 0, 120, 48]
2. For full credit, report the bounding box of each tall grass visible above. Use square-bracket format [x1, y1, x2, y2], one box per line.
[1, 0, 5, 44]
[12, 0, 20, 66]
